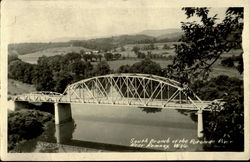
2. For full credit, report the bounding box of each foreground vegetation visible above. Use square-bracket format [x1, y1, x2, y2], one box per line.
[8, 110, 54, 152]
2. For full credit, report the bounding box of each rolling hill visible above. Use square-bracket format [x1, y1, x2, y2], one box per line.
[138, 28, 182, 37]
[9, 28, 183, 56]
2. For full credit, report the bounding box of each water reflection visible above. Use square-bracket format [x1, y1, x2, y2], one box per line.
[177, 109, 197, 122]
[55, 120, 76, 143]
[12, 104, 203, 152]
[54, 119, 159, 152]
[139, 107, 162, 113]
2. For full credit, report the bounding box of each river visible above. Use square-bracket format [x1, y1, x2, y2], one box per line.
[11, 103, 205, 152]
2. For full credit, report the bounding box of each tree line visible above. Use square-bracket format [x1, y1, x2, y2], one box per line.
[8, 53, 111, 93]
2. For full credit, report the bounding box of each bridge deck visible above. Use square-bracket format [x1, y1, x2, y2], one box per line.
[12, 94, 212, 111]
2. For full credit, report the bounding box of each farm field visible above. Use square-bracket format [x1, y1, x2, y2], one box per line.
[15, 44, 243, 80]
[122, 42, 181, 50]
[94, 58, 243, 79]
[17, 42, 179, 64]
[18, 46, 91, 64]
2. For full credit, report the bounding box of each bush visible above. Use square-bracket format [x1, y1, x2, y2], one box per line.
[8, 110, 53, 151]
[203, 93, 244, 151]
[190, 75, 243, 100]
[190, 75, 243, 151]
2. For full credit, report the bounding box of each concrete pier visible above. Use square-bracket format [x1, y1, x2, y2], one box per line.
[54, 103, 72, 125]
[197, 110, 204, 138]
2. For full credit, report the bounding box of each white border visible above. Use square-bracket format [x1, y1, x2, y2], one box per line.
[1, 0, 250, 160]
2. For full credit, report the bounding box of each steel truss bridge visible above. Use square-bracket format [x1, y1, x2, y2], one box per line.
[12, 73, 214, 111]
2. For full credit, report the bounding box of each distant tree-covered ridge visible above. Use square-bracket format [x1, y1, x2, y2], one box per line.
[8, 33, 182, 55]
[8, 42, 71, 55]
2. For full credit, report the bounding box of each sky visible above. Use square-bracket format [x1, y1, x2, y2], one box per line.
[2, 0, 228, 43]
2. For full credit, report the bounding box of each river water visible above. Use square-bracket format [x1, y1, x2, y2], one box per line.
[12, 104, 205, 152]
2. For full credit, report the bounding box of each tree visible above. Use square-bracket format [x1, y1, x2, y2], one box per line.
[149, 43, 155, 50]
[96, 54, 103, 62]
[32, 66, 55, 91]
[190, 75, 243, 100]
[162, 44, 171, 50]
[120, 46, 126, 51]
[168, 7, 243, 84]
[203, 93, 244, 151]
[63, 52, 82, 65]
[8, 60, 35, 84]
[8, 54, 20, 64]
[104, 53, 113, 61]
[129, 58, 162, 75]
[8, 110, 53, 151]
[53, 71, 73, 93]
[113, 53, 122, 60]
[137, 52, 146, 59]
[132, 46, 140, 55]
[92, 61, 111, 76]
[69, 60, 87, 75]
[169, 7, 244, 151]
[117, 65, 131, 73]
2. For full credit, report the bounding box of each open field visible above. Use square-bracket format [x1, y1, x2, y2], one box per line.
[14, 44, 243, 81]
[122, 42, 181, 50]
[210, 65, 242, 78]
[17, 42, 180, 64]
[8, 79, 36, 95]
[18, 46, 91, 64]
[95, 59, 242, 79]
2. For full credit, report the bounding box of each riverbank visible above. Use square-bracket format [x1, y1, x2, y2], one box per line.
[8, 109, 54, 152]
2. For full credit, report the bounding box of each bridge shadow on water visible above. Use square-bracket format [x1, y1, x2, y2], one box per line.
[15, 101, 55, 114]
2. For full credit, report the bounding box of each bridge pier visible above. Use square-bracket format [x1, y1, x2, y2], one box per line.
[54, 103, 72, 125]
[197, 110, 204, 138]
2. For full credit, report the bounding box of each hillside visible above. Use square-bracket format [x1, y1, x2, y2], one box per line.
[156, 32, 183, 41]
[8, 42, 72, 55]
[18, 46, 91, 64]
[138, 28, 182, 37]
[9, 28, 183, 55]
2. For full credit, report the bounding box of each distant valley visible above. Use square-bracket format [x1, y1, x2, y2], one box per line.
[8, 28, 183, 56]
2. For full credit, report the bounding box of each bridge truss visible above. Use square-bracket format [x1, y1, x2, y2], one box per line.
[12, 73, 212, 111]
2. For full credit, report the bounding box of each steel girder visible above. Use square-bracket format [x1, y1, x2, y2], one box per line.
[12, 91, 63, 103]
[59, 73, 207, 110]
[11, 74, 211, 110]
